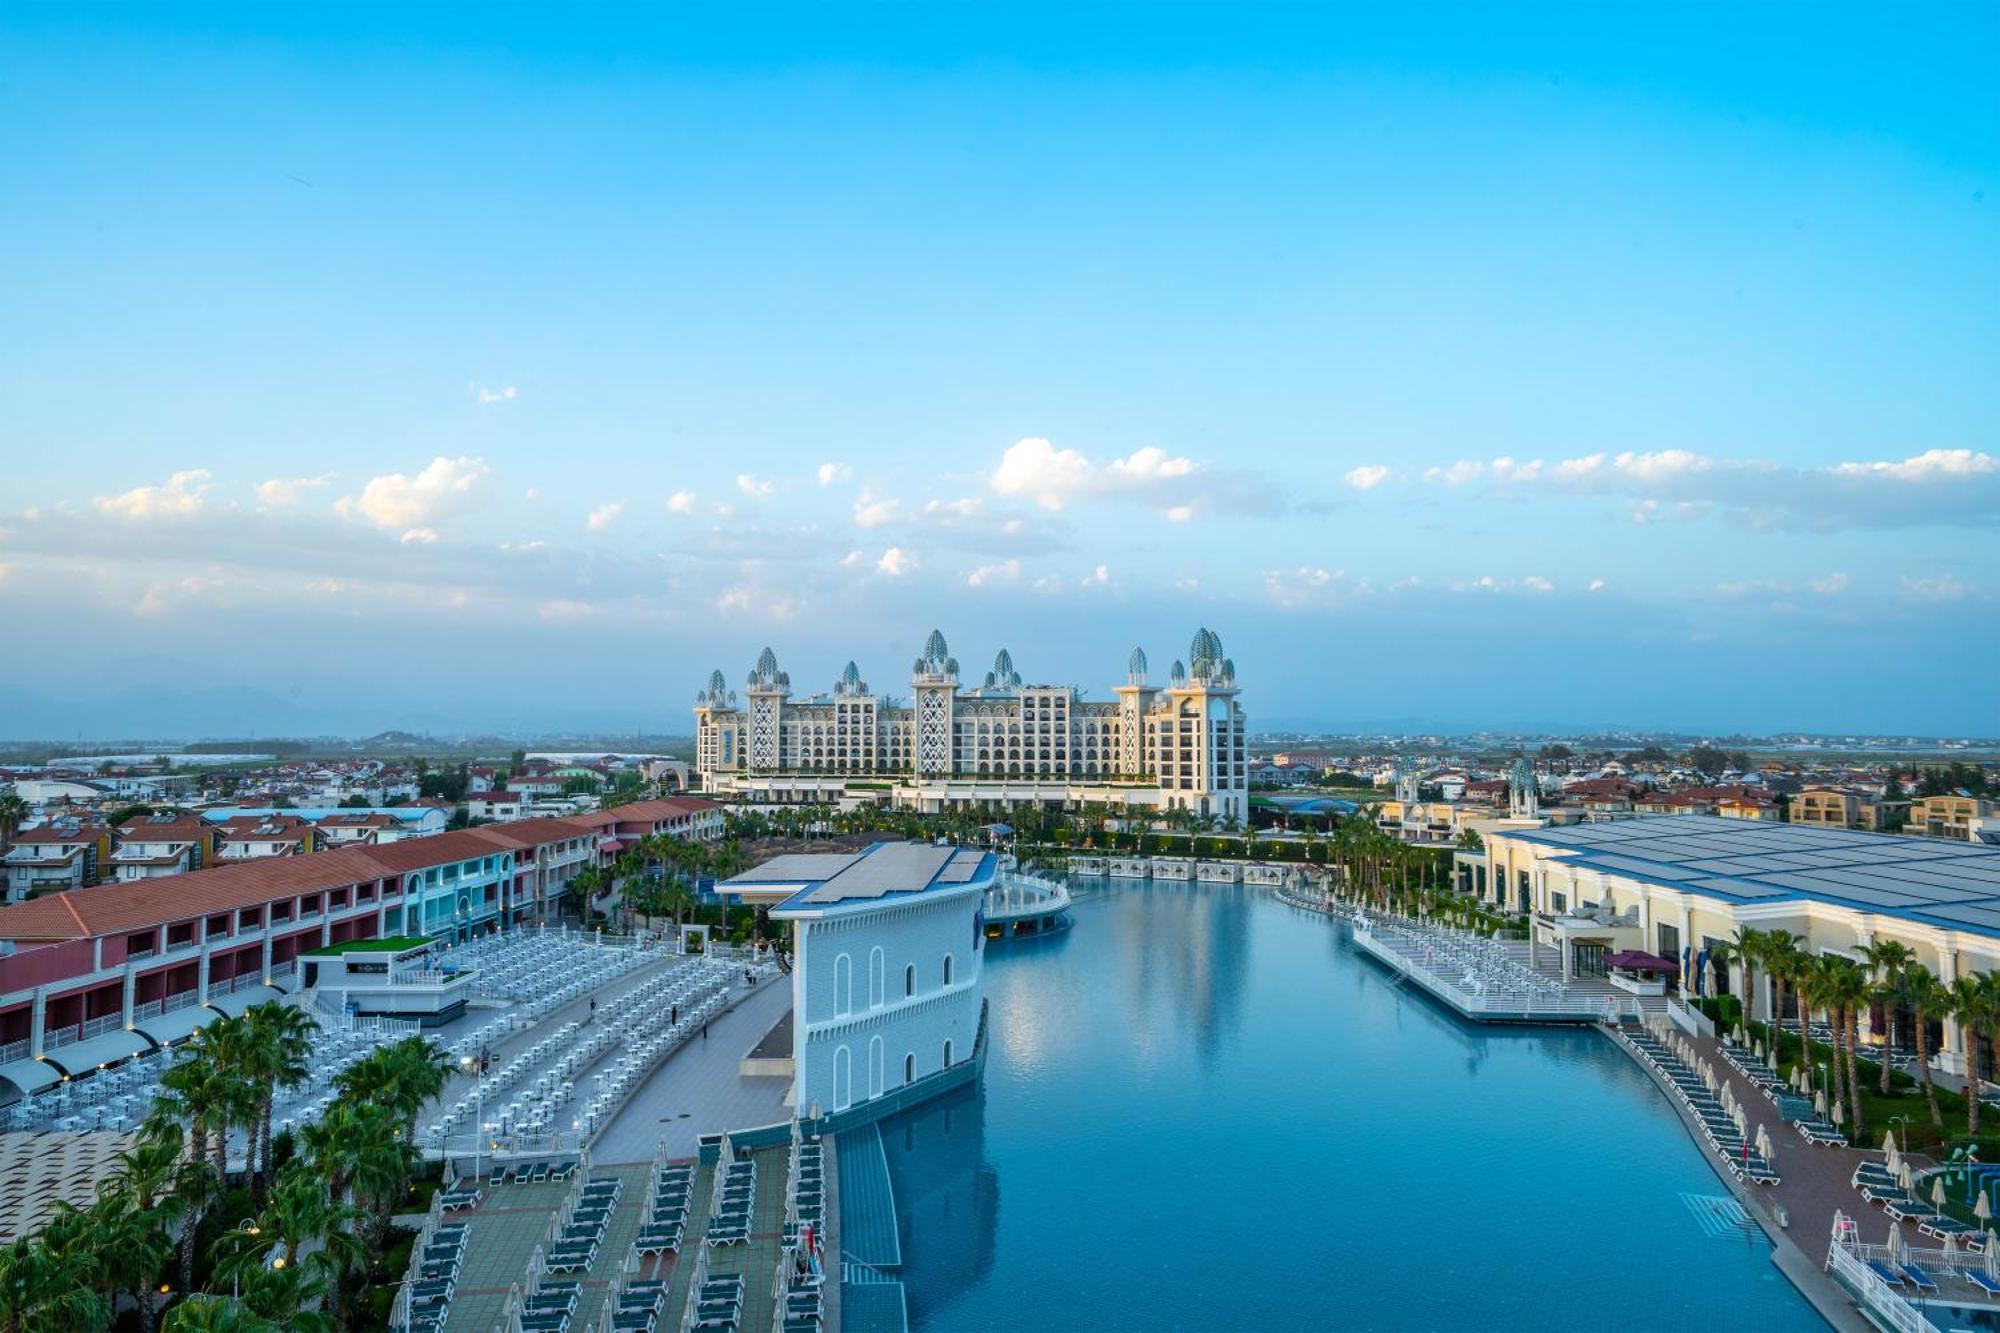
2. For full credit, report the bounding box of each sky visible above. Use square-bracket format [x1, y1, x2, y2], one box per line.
[1, 4, 1995, 739]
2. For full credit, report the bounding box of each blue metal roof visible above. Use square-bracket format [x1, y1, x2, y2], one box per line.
[1503, 815, 2000, 938]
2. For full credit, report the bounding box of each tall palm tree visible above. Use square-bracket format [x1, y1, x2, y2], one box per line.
[236, 1261, 333, 1333]
[1950, 973, 1991, 1140]
[1861, 939, 1918, 1095]
[167, 1154, 218, 1295]
[1902, 964, 1948, 1130]
[1826, 958, 1870, 1134]
[1762, 932, 1805, 1056]
[1729, 927, 1767, 1026]
[240, 1002, 317, 1199]
[1790, 954, 1826, 1092]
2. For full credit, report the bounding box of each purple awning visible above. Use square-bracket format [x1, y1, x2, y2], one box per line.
[1606, 950, 1679, 972]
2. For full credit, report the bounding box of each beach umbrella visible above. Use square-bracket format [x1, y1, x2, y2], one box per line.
[1884, 1130, 1899, 1155]
[1757, 1124, 1773, 1160]
[1978, 1193, 1992, 1225]
[1935, 1178, 1949, 1209]
[1887, 1226, 1904, 1263]
[1945, 1232, 1961, 1261]
[1986, 1231, 2000, 1282]
[1832, 1099, 1845, 1127]
[1734, 1105, 1749, 1138]
[1814, 1089, 1827, 1115]
[1900, 1162, 1915, 1192]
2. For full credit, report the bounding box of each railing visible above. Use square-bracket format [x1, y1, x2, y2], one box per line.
[161, 990, 200, 1013]
[80, 1012, 125, 1041]
[1351, 918, 1636, 1022]
[1824, 1235, 1932, 1333]
[0, 1038, 27, 1065]
[41, 1022, 84, 1050]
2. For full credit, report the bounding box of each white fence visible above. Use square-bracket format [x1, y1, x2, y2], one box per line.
[1824, 1236, 1933, 1333]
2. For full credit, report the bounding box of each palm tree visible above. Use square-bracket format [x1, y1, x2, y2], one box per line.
[1826, 958, 1870, 1135]
[1790, 954, 1826, 1093]
[168, 1154, 219, 1295]
[1950, 973, 1992, 1140]
[1730, 928, 1767, 1026]
[240, 1002, 317, 1199]
[161, 1296, 273, 1333]
[1762, 932, 1804, 1056]
[1861, 939, 1917, 1095]
[0, 793, 25, 849]
[1705, 937, 1739, 1006]
[0, 1232, 106, 1333]
[237, 1261, 334, 1333]
[81, 1187, 172, 1333]
[1902, 964, 1948, 1130]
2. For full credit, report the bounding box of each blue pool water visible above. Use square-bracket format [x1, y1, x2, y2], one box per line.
[879, 878, 1828, 1332]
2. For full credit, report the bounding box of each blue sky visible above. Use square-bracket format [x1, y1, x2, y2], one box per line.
[2, 4, 1994, 737]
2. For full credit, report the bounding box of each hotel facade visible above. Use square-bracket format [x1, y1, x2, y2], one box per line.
[1466, 815, 2000, 1077]
[693, 628, 1249, 822]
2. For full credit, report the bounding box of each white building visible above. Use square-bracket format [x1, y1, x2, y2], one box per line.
[695, 628, 1249, 821]
[720, 842, 993, 1121]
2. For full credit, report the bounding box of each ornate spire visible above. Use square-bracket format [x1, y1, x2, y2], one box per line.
[1126, 646, 1149, 684]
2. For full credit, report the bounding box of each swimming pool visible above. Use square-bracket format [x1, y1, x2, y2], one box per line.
[880, 877, 1828, 1332]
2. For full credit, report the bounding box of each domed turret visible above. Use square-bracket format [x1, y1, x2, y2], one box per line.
[1187, 627, 1225, 681]
[1126, 646, 1149, 683]
[983, 648, 1022, 689]
[923, 629, 949, 661]
[708, 669, 727, 694]
[836, 661, 868, 696]
[697, 669, 733, 707]
[749, 646, 787, 690]
[1169, 659, 1187, 685]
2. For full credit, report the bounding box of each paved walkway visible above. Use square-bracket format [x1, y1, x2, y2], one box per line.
[591, 980, 794, 1164]
[1615, 1023, 1880, 1332]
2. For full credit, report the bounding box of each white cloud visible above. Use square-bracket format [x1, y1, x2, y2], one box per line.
[586, 502, 623, 533]
[736, 474, 774, 499]
[1082, 564, 1110, 587]
[1900, 574, 1977, 603]
[1164, 505, 1195, 523]
[338, 456, 490, 534]
[256, 473, 334, 509]
[1415, 447, 1998, 530]
[1522, 575, 1554, 593]
[1343, 465, 1393, 491]
[1809, 571, 1850, 596]
[1423, 460, 1486, 486]
[96, 470, 213, 519]
[1587, 578, 1607, 592]
[966, 559, 1021, 588]
[988, 437, 1272, 517]
[877, 547, 914, 577]
[853, 493, 902, 528]
[716, 587, 754, 613]
[816, 462, 852, 486]
[400, 528, 439, 545]
[667, 489, 699, 516]
[840, 549, 865, 568]
[473, 383, 518, 405]
[133, 573, 222, 618]
[1831, 449, 1995, 481]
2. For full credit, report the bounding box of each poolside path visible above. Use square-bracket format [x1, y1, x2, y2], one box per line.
[1618, 1023, 1890, 1332]
[591, 977, 793, 1164]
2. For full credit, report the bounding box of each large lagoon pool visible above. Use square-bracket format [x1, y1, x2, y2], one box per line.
[880, 878, 1827, 1332]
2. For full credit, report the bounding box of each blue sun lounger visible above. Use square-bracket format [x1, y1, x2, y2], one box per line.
[1898, 1264, 1939, 1293]
[1868, 1260, 1906, 1287]
[1963, 1268, 2000, 1296]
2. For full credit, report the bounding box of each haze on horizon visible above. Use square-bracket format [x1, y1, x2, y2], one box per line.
[2, 4, 1995, 740]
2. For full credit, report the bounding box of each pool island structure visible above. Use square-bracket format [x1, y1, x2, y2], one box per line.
[718, 841, 994, 1127]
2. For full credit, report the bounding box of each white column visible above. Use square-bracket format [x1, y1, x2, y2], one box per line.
[29, 987, 46, 1057]
[1939, 942, 1967, 1076]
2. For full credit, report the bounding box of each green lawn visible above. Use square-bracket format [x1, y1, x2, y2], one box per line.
[303, 935, 431, 956]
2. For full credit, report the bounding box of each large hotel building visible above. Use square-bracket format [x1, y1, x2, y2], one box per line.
[693, 628, 1249, 820]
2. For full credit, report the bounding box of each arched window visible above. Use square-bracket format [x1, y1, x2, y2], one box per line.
[904, 1052, 916, 1085]
[832, 1044, 852, 1112]
[943, 1039, 955, 1068]
[943, 953, 954, 987]
[905, 963, 916, 998]
[868, 946, 885, 1009]
[868, 1036, 885, 1099]
[834, 952, 853, 1017]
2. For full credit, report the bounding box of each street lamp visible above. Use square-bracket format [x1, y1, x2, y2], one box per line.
[460, 1052, 486, 1182]
[230, 1219, 261, 1298]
